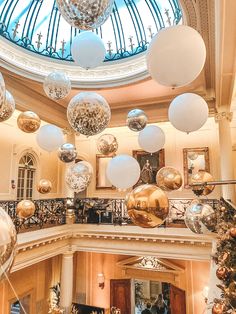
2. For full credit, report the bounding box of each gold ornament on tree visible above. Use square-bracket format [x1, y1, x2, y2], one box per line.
[156, 166, 182, 191]
[216, 267, 229, 280]
[37, 179, 52, 194]
[212, 303, 226, 314]
[97, 134, 118, 155]
[17, 111, 41, 133]
[0, 90, 15, 122]
[191, 170, 215, 196]
[229, 227, 236, 239]
[126, 184, 169, 228]
[16, 200, 36, 219]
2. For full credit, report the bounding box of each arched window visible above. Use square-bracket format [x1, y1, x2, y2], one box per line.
[17, 153, 36, 200]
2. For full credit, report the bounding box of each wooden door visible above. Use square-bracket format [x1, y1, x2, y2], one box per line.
[110, 279, 131, 314]
[170, 285, 186, 314]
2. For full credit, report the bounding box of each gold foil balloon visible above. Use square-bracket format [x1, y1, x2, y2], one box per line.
[16, 200, 36, 219]
[0, 90, 15, 122]
[43, 71, 71, 100]
[191, 171, 215, 196]
[0, 72, 5, 109]
[126, 109, 148, 132]
[184, 200, 217, 234]
[17, 111, 41, 133]
[156, 167, 182, 191]
[65, 161, 93, 192]
[67, 92, 111, 136]
[0, 207, 17, 282]
[56, 0, 115, 30]
[97, 134, 118, 155]
[126, 184, 169, 228]
[37, 179, 52, 194]
[58, 143, 77, 163]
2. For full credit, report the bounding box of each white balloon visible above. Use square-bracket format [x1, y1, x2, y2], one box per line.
[146, 25, 206, 87]
[71, 32, 106, 69]
[168, 93, 209, 133]
[36, 124, 64, 152]
[106, 155, 140, 190]
[138, 125, 165, 153]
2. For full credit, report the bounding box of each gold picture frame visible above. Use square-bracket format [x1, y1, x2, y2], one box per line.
[183, 147, 210, 188]
[96, 154, 115, 189]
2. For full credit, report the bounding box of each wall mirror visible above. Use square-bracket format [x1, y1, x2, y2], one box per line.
[183, 147, 210, 188]
[96, 154, 114, 189]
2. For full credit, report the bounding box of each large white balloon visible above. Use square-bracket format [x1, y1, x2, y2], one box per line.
[138, 125, 165, 153]
[106, 155, 140, 190]
[168, 93, 209, 133]
[71, 32, 106, 69]
[36, 125, 64, 152]
[146, 25, 206, 87]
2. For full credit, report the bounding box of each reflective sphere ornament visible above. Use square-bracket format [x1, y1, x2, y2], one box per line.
[43, 71, 71, 100]
[0, 207, 17, 282]
[71, 32, 106, 69]
[67, 92, 111, 136]
[97, 134, 118, 155]
[126, 109, 148, 132]
[168, 93, 209, 133]
[16, 200, 36, 219]
[156, 167, 182, 191]
[37, 179, 52, 194]
[36, 124, 64, 152]
[0, 90, 15, 122]
[106, 155, 140, 190]
[0, 72, 5, 109]
[126, 184, 169, 228]
[212, 303, 226, 314]
[229, 227, 236, 239]
[185, 201, 217, 234]
[56, 0, 115, 30]
[138, 125, 165, 153]
[17, 111, 41, 133]
[216, 266, 229, 280]
[191, 171, 215, 196]
[58, 143, 77, 163]
[146, 25, 206, 87]
[65, 161, 93, 192]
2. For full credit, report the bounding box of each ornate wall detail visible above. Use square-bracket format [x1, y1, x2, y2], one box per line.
[214, 111, 233, 122]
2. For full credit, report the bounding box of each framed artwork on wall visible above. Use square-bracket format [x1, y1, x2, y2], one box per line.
[96, 154, 115, 189]
[183, 147, 210, 188]
[132, 149, 165, 187]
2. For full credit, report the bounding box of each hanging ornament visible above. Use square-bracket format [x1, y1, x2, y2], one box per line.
[216, 266, 229, 280]
[97, 134, 118, 155]
[67, 92, 111, 136]
[191, 171, 215, 196]
[37, 179, 52, 194]
[184, 201, 217, 234]
[212, 303, 226, 314]
[126, 184, 169, 228]
[126, 109, 148, 132]
[17, 111, 41, 133]
[0, 72, 6, 109]
[146, 25, 206, 87]
[16, 200, 36, 219]
[156, 167, 182, 191]
[43, 71, 71, 100]
[36, 124, 64, 152]
[0, 90, 15, 122]
[65, 161, 93, 192]
[58, 143, 77, 163]
[138, 125, 165, 153]
[168, 93, 209, 133]
[71, 32, 106, 69]
[56, 0, 115, 30]
[229, 227, 236, 239]
[0, 207, 17, 282]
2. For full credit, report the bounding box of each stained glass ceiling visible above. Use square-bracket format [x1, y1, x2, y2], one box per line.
[0, 0, 182, 63]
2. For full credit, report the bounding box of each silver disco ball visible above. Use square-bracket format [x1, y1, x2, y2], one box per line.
[126, 109, 148, 132]
[67, 92, 111, 136]
[56, 0, 115, 30]
[184, 200, 217, 234]
[58, 143, 77, 163]
[0, 207, 17, 282]
[43, 71, 71, 100]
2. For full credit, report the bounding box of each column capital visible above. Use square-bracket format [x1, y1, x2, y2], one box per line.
[214, 111, 233, 122]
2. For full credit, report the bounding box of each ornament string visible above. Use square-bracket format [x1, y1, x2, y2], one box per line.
[1, 266, 27, 314]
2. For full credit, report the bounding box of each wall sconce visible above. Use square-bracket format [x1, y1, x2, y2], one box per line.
[202, 286, 209, 304]
[11, 180, 16, 189]
[97, 273, 105, 289]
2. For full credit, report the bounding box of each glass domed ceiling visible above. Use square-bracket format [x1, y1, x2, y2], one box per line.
[0, 0, 182, 63]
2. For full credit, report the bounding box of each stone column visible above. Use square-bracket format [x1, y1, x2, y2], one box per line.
[60, 252, 74, 313]
[215, 111, 236, 203]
